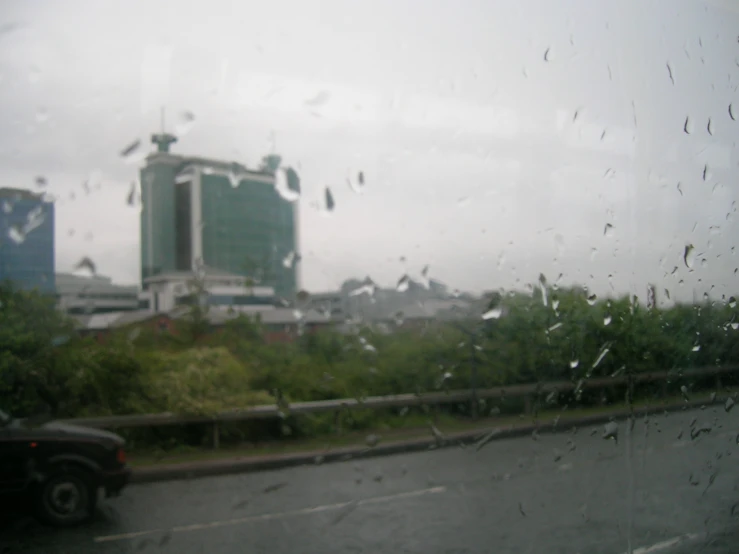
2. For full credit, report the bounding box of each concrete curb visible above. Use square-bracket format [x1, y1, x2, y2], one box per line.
[130, 397, 718, 484]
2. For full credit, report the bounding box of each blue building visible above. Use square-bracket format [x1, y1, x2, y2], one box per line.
[0, 187, 55, 293]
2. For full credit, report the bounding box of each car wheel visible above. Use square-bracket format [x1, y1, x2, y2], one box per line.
[35, 468, 97, 526]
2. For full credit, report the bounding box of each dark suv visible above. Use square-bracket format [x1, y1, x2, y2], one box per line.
[0, 409, 131, 526]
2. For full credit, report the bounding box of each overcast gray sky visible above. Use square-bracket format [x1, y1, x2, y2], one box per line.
[0, 0, 737, 304]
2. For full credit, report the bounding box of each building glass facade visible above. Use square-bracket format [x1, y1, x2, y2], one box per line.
[200, 173, 297, 299]
[140, 153, 179, 283]
[0, 188, 55, 293]
[139, 136, 298, 299]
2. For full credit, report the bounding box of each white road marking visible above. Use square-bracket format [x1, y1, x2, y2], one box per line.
[94, 485, 446, 543]
[624, 533, 700, 554]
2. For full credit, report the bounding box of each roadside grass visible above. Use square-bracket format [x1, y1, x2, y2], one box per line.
[127, 391, 720, 468]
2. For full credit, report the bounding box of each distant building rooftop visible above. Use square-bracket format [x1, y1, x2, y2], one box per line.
[0, 187, 44, 201]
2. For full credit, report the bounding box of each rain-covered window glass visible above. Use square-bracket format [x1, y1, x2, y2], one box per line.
[0, 1, 737, 553]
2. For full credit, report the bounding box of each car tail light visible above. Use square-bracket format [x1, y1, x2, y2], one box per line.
[116, 447, 126, 464]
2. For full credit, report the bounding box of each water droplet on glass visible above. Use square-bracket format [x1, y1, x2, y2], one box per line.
[34, 176, 47, 187]
[680, 385, 690, 402]
[552, 298, 560, 311]
[365, 434, 380, 448]
[396, 274, 410, 292]
[228, 167, 241, 188]
[7, 225, 25, 244]
[684, 116, 692, 134]
[552, 448, 562, 462]
[725, 397, 735, 413]
[349, 280, 377, 298]
[305, 90, 330, 107]
[127, 181, 138, 206]
[729, 296, 736, 308]
[692, 344, 701, 352]
[731, 322, 739, 330]
[324, 187, 335, 212]
[174, 110, 196, 136]
[274, 167, 301, 201]
[603, 223, 614, 237]
[482, 307, 502, 320]
[587, 294, 597, 306]
[602, 421, 618, 441]
[603, 315, 612, 326]
[543, 47, 551, 62]
[283, 251, 300, 269]
[684, 244, 695, 269]
[569, 359, 579, 369]
[707, 117, 713, 135]
[348, 171, 365, 194]
[730, 103, 736, 121]
[73, 256, 97, 277]
[548, 322, 562, 332]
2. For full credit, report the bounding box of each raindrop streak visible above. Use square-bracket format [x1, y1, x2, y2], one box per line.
[707, 118, 713, 136]
[702, 164, 709, 181]
[730, 103, 736, 121]
[666, 62, 674, 85]
[324, 187, 335, 212]
[482, 307, 503, 320]
[592, 343, 611, 369]
[677, 182, 683, 196]
[604, 223, 614, 237]
[539, 273, 548, 307]
[126, 181, 137, 206]
[683, 116, 692, 134]
[120, 139, 141, 159]
[684, 244, 695, 269]
[543, 47, 551, 62]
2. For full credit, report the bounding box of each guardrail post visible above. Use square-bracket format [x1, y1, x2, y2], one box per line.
[212, 421, 220, 449]
[524, 395, 533, 415]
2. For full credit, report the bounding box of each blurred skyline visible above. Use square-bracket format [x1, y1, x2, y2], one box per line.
[0, 0, 738, 305]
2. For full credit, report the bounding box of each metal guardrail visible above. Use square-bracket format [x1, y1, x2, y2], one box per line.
[60, 365, 739, 447]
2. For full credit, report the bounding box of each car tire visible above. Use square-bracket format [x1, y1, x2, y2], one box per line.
[34, 467, 97, 526]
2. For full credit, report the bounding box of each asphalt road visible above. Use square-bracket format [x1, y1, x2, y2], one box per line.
[1, 406, 738, 554]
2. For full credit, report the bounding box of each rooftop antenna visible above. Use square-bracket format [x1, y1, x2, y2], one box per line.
[151, 105, 177, 153]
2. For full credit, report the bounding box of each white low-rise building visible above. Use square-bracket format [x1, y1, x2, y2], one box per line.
[139, 267, 276, 313]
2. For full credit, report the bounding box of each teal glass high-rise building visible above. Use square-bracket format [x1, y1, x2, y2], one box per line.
[140, 134, 299, 298]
